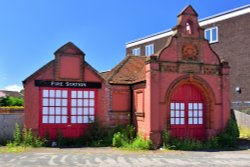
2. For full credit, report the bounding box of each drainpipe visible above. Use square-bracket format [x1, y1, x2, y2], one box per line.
[129, 85, 133, 125]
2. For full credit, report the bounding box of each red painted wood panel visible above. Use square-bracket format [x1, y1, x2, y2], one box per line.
[170, 84, 205, 140]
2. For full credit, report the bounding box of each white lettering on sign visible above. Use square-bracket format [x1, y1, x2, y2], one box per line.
[65, 82, 87, 87]
[51, 81, 64, 87]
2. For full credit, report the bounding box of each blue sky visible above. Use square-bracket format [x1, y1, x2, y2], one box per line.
[0, 0, 249, 91]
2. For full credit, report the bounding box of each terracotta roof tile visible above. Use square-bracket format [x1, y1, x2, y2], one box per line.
[103, 55, 146, 84]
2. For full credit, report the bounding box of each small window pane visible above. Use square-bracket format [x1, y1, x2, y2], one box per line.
[78, 99, 83, 106]
[194, 118, 198, 124]
[62, 107, 67, 115]
[89, 116, 94, 123]
[84, 99, 89, 106]
[170, 110, 174, 117]
[56, 90, 61, 98]
[72, 91, 76, 98]
[176, 111, 179, 117]
[188, 111, 193, 117]
[43, 107, 48, 114]
[175, 118, 180, 124]
[50, 99, 55, 106]
[180, 118, 184, 125]
[50, 90, 55, 97]
[55, 107, 61, 115]
[89, 108, 94, 115]
[188, 103, 192, 109]
[62, 116, 67, 123]
[194, 103, 198, 109]
[78, 116, 82, 123]
[199, 118, 203, 124]
[56, 116, 60, 123]
[84, 91, 88, 98]
[43, 90, 49, 97]
[194, 110, 198, 117]
[56, 99, 61, 106]
[62, 99, 67, 106]
[62, 91, 67, 98]
[72, 99, 76, 106]
[49, 116, 54, 123]
[180, 111, 184, 117]
[205, 30, 210, 41]
[89, 99, 94, 107]
[180, 103, 184, 110]
[170, 118, 175, 124]
[170, 103, 175, 110]
[212, 28, 217, 41]
[78, 91, 83, 98]
[42, 116, 48, 123]
[49, 107, 55, 115]
[199, 111, 203, 117]
[89, 91, 94, 98]
[83, 116, 88, 123]
[198, 103, 203, 109]
[78, 108, 83, 115]
[175, 103, 179, 110]
[71, 116, 76, 123]
[188, 118, 193, 124]
[71, 108, 76, 115]
[84, 108, 88, 115]
[43, 99, 48, 106]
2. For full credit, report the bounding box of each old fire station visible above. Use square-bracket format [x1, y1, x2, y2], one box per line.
[23, 6, 230, 145]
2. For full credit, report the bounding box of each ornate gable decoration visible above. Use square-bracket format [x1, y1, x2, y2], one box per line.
[182, 44, 199, 61]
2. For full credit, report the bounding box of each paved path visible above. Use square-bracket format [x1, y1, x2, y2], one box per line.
[0, 147, 250, 167]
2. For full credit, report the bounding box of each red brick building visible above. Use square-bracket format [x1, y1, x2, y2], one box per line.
[24, 6, 230, 144]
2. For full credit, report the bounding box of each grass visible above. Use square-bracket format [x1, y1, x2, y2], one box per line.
[0, 146, 28, 153]
[239, 127, 250, 139]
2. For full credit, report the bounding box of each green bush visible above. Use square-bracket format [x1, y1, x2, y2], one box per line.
[169, 138, 203, 151]
[162, 129, 170, 149]
[112, 125, 152, 150]
[8, 124, 44, 147]
[217, 118, 239, 148]
[0, 96, 24, 107]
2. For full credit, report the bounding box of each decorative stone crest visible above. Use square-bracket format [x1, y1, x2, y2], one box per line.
[182, 44, 198, 61]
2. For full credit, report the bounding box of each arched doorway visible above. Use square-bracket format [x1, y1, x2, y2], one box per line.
[169, 84, 205, 140]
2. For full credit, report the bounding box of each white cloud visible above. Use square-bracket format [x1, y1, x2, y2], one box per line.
[3, 84, 23, 92]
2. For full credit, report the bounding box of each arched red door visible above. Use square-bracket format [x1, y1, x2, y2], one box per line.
[169, 84, 205, 140]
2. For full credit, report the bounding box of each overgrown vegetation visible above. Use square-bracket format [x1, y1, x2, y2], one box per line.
[112, 125, 152, 150]
[162, 118, 240, 150]
[52, 119, 114, 147]
[0, 96, 24, 106]
[7, 124, 44, 148]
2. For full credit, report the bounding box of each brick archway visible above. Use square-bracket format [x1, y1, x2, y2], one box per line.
[165, 75, 216, 138]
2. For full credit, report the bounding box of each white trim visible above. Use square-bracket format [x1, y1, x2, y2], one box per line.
[126, 4, 250, 48]
[126, 30, 173, 48]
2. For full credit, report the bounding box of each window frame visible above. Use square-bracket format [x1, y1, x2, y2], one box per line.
[40, 88, 96, 125]
[145, 44, 154, 56]
[205, 26, 218, 44]
[132, 47, 141, 56]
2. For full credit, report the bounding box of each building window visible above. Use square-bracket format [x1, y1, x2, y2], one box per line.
[186, 22, 192, 34]
[41, 89, 95, 124]
[145, 44, 154, 56]
[170, 102, 185, 125]
[132, 48, 140, 56]
[205, 27, 218, 43]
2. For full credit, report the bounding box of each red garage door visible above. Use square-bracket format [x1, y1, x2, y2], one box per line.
[39, 88, 96, 139]
[169, 84, 205, 140]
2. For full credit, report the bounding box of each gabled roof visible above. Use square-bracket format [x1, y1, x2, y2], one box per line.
[0, 90, 23, 98]
[101, 56, 146, 84]
[54, 42, 85, 55]
[178, 5, 198, 17]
